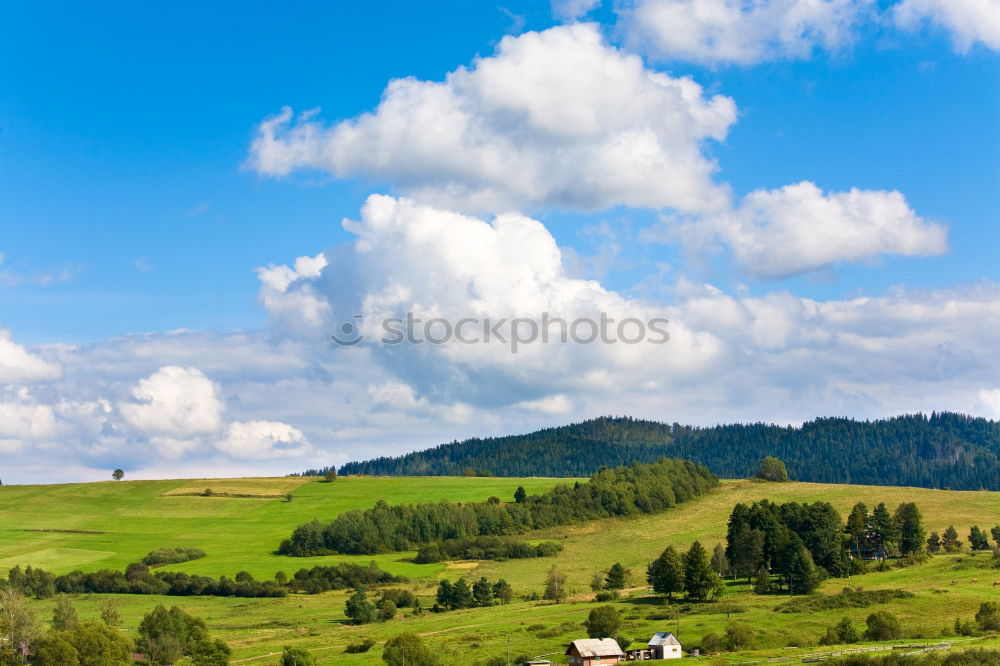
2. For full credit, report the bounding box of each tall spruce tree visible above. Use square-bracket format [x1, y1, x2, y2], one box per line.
[894, 502, 926, 556]
[683, 541, 721, 601]
[604, 563, 626, 590]
[942, 525, 962, 552]
[845, 503, 869, 556]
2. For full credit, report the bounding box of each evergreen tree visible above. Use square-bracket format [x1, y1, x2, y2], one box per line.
[514, 486, 526, 503]
[753, 567, 771, 594]
[755, 456, 790, 482]
[942, 525, 962, 552]
[711, 543, 730, 577]
[783, 541, 820, 595]
[435, 580, 453, 609]
[472, 577, 494, 607]
[894, 502, 926, 556]
[604, 562, 626, 590]
[991, 525, 1000, 545]
[647, 545, 684, 600]
[683, 541, 720, 601]
[926, 531, 941, 553]
[345, 588, 377, 624]
[450, 579, 475, 609]
[729, 525, 765, 581]
[845, 503, 869, 556]
[969, 525, 991, 550]
[871, 503, 899, 558]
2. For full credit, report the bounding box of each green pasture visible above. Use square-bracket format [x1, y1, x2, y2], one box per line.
[3, 475, 999, 664]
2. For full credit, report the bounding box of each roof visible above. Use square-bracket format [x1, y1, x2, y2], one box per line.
[648, 632, 681, 647]
[566, 638, 625, 657]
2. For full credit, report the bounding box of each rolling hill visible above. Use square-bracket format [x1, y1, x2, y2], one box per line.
[3, 474, 1000, 664]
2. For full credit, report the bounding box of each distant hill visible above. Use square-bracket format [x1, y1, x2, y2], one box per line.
[338, 412, 1000, 490]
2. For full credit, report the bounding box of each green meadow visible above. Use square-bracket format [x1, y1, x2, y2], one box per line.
[3, 476, 1000, 664]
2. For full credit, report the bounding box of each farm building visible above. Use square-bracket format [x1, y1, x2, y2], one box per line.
[647, 632, 682, 659]
[566, 638, 625, 665]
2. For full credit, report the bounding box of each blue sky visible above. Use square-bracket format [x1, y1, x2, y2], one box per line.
[1, 1, 999, 481]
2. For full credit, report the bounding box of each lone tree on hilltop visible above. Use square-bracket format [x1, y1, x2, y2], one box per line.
[112, 468, 124, 481]
[323, 468, 337, 483]
[755, 457, 789, 482]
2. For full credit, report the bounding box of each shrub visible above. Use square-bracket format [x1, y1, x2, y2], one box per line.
[142, 547, 206, 567]
[976, 601, 1000, 631]
[724, 622, 755, 650]
[345, 639, 375, 654]
[281, 645, 316, 665]
[699, 632, 724, 653]
[864, 611, 903, 641]
[595, 591, 619, 602]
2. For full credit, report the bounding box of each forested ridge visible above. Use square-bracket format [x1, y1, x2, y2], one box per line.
[337, 412, 1000, 490]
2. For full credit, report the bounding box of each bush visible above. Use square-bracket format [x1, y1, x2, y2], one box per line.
[699, 632, 724, 654]
[976, 601, 1000, 631]
[142, 547, 206, 567]
[345, 639, 376, 653]
[724, 622, 755, 650]
[595, 591, 619, 601]
[864, 611, 903, 641]
[281, 645, 316, 665]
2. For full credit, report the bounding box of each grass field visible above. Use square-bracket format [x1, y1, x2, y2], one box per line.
[3, 476, 1000, 664]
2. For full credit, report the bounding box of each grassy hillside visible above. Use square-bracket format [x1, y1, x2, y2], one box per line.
[0, 475, 566, 579]
[3, 476, 1000, 664]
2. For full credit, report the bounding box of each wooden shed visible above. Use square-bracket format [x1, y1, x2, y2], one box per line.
[647, 632, 682, 659]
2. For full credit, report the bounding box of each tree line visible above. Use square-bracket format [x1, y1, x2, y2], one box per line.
[413, 535, 562, 563]
[336, 412, 1000, 491]
[278, 457, 718, 556]
[3, 559, 405, 600]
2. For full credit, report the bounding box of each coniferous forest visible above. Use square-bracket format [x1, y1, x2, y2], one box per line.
[336, 412, 1000, 490]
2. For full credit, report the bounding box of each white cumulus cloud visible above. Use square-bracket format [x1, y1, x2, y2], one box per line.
[619, 0, 873, 65]
[119, 366, 225, 438]
[552, 0, 602, 20]
[894, 0, 1000, 51]
[663, 181, 948, 278]
[247, 23, 736, 214]
[0, 330, 63, 384]
[216, 421, 313, 460]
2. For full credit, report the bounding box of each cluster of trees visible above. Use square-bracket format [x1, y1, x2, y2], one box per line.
[724, 500, 850, 594]
[3, 558, 406, 601]
[141, 547, 206, 566]
[647, 541, 725, 601]
[927, 525, 1000, 553]
[337, 413, 1000, 491]
[286, 562, 406, 594]
[413, 536, 561, 563]
[435, 577, 513, 611]
[843, 502, 927, 561]
[279, 458, 717, 556]
[0, 588, 228, 666]
[344, 587, 413, 624]
[2, 563, 286, 599]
